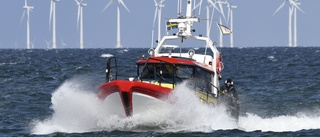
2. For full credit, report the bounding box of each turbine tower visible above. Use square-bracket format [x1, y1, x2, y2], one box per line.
[216, 0, 227, 47]
[274, 0, 304, 47]
[293, 1, 303, 47]
[226, 1, 237, 48]
[151, 0, 165, 48]
[75, 0, 87, 49]
[21, 0, 34, 49]
[102, 0, 130, 48]
[49, 0, 59, 49]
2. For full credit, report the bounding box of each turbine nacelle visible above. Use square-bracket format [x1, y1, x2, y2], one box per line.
[154, 0, 165, 8]
[75, 0, 87, 7]
[273, 0, 304, 16]
[102, 0, 130, 13]
[101, 0, 130, 48]
[23, 6, 34, 10]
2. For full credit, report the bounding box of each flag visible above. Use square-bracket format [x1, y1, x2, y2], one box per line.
[166, 22, 178, 30]
[218, 24, 232, 35]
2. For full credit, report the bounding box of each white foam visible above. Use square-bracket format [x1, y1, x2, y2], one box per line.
[100, 54, 114, 58]
[31, 78, 320, 134]
[267, 56, 277, 61]
[238, 113, 320, 132]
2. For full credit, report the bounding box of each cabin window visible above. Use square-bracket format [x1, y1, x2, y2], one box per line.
[138, 63, 191, 84]
[138, 64, 156, 80]
[176, 65, 194, 79]
[191, 67, 214, 94]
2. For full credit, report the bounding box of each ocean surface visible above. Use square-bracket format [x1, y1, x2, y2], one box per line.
[1, 47, 320, 136]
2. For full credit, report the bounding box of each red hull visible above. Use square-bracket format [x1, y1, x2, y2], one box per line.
[98, 80, 172, 116]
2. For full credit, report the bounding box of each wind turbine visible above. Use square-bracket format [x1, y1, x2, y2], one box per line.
[49, 0, 59, 49]
[226, 1, 236, 48]
[194, 0, 225, 37]
[217, 0, 228, 47]
[75, 0, 87, 49]
[151, 0, 165, 48]
[21, 0, 34, 49]
[102, 0, 130, 48]
[273, 0, 304, 47]
[207, 0, 224, 39]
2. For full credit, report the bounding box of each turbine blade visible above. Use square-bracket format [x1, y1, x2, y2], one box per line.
[193, 0, 203, 16]
[208, 0, 221, 14]
[101, 0, 113, 13]
[152, 6, 158, 28]
[29, 6, 34, 12]
[273, 0, 286, 16]
[49, 0, 53, 29]
[208, 0, 221, 13]
[20, 10, 26, 24]
[227, 2, 230, 24]
[290, 0, 305, 14]
[77, 6, 80, 29]
[75, 0, 80, 28]
[75, 0, 80, 5]
[208, 7, 216, 36]
[217, 1, 227, 24]
[119, 0, 130, 13]
[295, 5, 304, 14]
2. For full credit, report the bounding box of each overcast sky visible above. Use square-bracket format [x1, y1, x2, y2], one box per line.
[0, 0, 319, 49]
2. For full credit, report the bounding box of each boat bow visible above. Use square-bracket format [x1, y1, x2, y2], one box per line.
[98, 80, 171, 116]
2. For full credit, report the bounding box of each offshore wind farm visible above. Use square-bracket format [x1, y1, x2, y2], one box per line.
[1, 0, 320, 48]
[273, 0, 304, 47]
[2, 1, 320, 136]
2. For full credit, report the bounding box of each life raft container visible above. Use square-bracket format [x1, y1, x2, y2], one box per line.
[216, 54, 223, 74]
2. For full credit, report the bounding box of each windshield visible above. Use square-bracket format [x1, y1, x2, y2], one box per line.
[138, 63, 194, 83]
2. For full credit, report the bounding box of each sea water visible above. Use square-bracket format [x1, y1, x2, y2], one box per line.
[1, 47, 320, 136]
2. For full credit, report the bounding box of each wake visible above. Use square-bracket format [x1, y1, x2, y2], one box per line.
[239, 113, 320, 132]
[31, 77, 320, 134]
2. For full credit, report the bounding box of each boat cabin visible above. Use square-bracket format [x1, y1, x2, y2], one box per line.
[136, 56, 216, 95]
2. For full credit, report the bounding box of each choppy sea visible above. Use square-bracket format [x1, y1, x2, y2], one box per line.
[1, 47, 320, 136]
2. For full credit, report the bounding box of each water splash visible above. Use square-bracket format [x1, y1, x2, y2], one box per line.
[31, 78, 237, 134]
[31, 77, 320, 135]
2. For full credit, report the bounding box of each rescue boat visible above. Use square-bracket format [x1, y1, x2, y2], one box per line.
[98, 0, 238, 120]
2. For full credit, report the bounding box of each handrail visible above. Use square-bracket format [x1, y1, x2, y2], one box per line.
[105, 57, 137, 82]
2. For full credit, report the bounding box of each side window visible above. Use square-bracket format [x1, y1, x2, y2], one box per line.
[139, 64, 155, 80]
[193, 67, 213, 93]
[176, 65, 194, 79]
